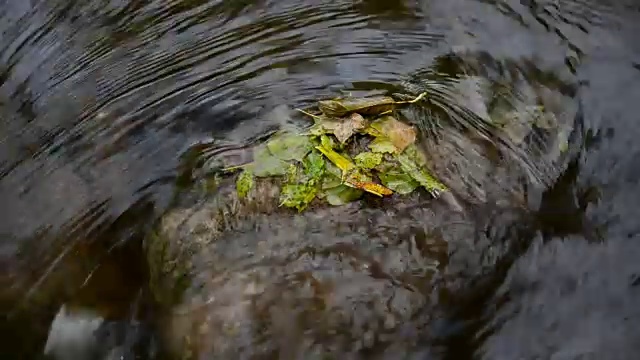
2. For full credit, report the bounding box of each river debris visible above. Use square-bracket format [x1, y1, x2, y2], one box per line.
[231, 92, 447, 212]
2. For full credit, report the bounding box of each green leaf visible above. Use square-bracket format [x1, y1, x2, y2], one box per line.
[303, 150, 325, 182]
[320, 134, 336, 150]
[354, 152, 383, 170]
[235, 169, 254, 199]
[253, 145, 289, 177]
[395, 153, 447, 196]
[324, 160, 342, 179]
[321, 185, 363, 205]
[315, 145, 355, 172]
[266, 132, 313, 161]
[369, 137, 397, 154]
[320, 174, 342, 190]
[378, 170, 419, 195]
[279, 183, 317, 212]
[402, 143, 428, 166]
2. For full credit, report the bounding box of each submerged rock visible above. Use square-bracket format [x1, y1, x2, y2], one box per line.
[146, 69, 581, 358]
[147, 179, 527, 358]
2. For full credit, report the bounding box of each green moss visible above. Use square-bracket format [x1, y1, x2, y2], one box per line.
[236, 169, 254, 199]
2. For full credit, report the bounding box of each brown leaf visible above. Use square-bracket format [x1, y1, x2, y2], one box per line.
[371, 116, 416, 153]
[333, 113, 366, 143]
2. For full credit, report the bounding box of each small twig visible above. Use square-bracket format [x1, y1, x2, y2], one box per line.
[395, 91, 428, 104]
[296, 108, 323, 121]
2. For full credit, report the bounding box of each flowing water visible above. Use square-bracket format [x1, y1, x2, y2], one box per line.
[1, 0, 640, 359]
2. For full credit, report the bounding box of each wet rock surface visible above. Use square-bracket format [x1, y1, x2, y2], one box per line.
[148, 170, 532, 359]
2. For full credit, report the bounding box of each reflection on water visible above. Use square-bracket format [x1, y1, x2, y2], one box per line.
[1, 0, 640, 359]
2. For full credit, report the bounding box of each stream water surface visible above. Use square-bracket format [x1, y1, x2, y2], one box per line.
[1, 0, 640, 359]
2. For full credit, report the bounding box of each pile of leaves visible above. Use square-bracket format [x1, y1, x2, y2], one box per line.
[234, 93, 448, 212]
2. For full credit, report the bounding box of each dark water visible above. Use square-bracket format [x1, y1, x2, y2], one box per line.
[1, 0, 640, 359]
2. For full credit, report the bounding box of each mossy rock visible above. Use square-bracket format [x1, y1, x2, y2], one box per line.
[145, 83, 580, 358]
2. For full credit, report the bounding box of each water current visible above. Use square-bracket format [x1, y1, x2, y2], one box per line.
[1, 0, 640, 359]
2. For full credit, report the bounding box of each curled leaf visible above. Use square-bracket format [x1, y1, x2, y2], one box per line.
[312, 113, 366, 144]
[334, 113, 367, 143]
[343, 168, 392, 197]
[236, 169, 254, 199]
[354, 152, 383, 169]
[347, 181, 393, 197]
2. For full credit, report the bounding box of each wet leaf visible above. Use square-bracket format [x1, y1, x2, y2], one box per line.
[321, 185, 363, 205]
[402, 143, 428, 166]
[324, 160, 342, 180]
[320, 134, 336, 149]
[378, 171, 419, 195]
[303, 150, 325, 184]
[333, 113, 366, 143]
[315, 145, 354, 172]
[343, 168, 392, 197]
[279, 183, 317, 212]
[354, 152, 383, 170]
[369, 137, 397, 154]
[370, 116, 417, 153]
[266, 132, 313, 161]
[318, 96, 396, 117]
[235, 169, 254, 199]
[321, 173, 342, 190]
[253, 145, 289, 177]
[306, 123, 325, 136]
[350, 181, 393, 197]
[396, 152, 447, 196]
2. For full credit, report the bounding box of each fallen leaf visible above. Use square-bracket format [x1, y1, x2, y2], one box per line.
[333, 113, 366, 143]
[320, 184, 363, 205]
[318, 97, 395, 117]
[320, 134, 336, 150]
[315, 145, 355, 172]
[354, 152, 383, 169]
[368, 137, 397, 154]
[370, 116, 416, 153]
[253, 145, 289, 177]
[266, 132, 313, 161]
[378, 171, 419, 195]
[342, 168, 392, 197]
[395, 152, 447, 196]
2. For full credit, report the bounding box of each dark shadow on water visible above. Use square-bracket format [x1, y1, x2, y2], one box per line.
[0, 199, 158, 360]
